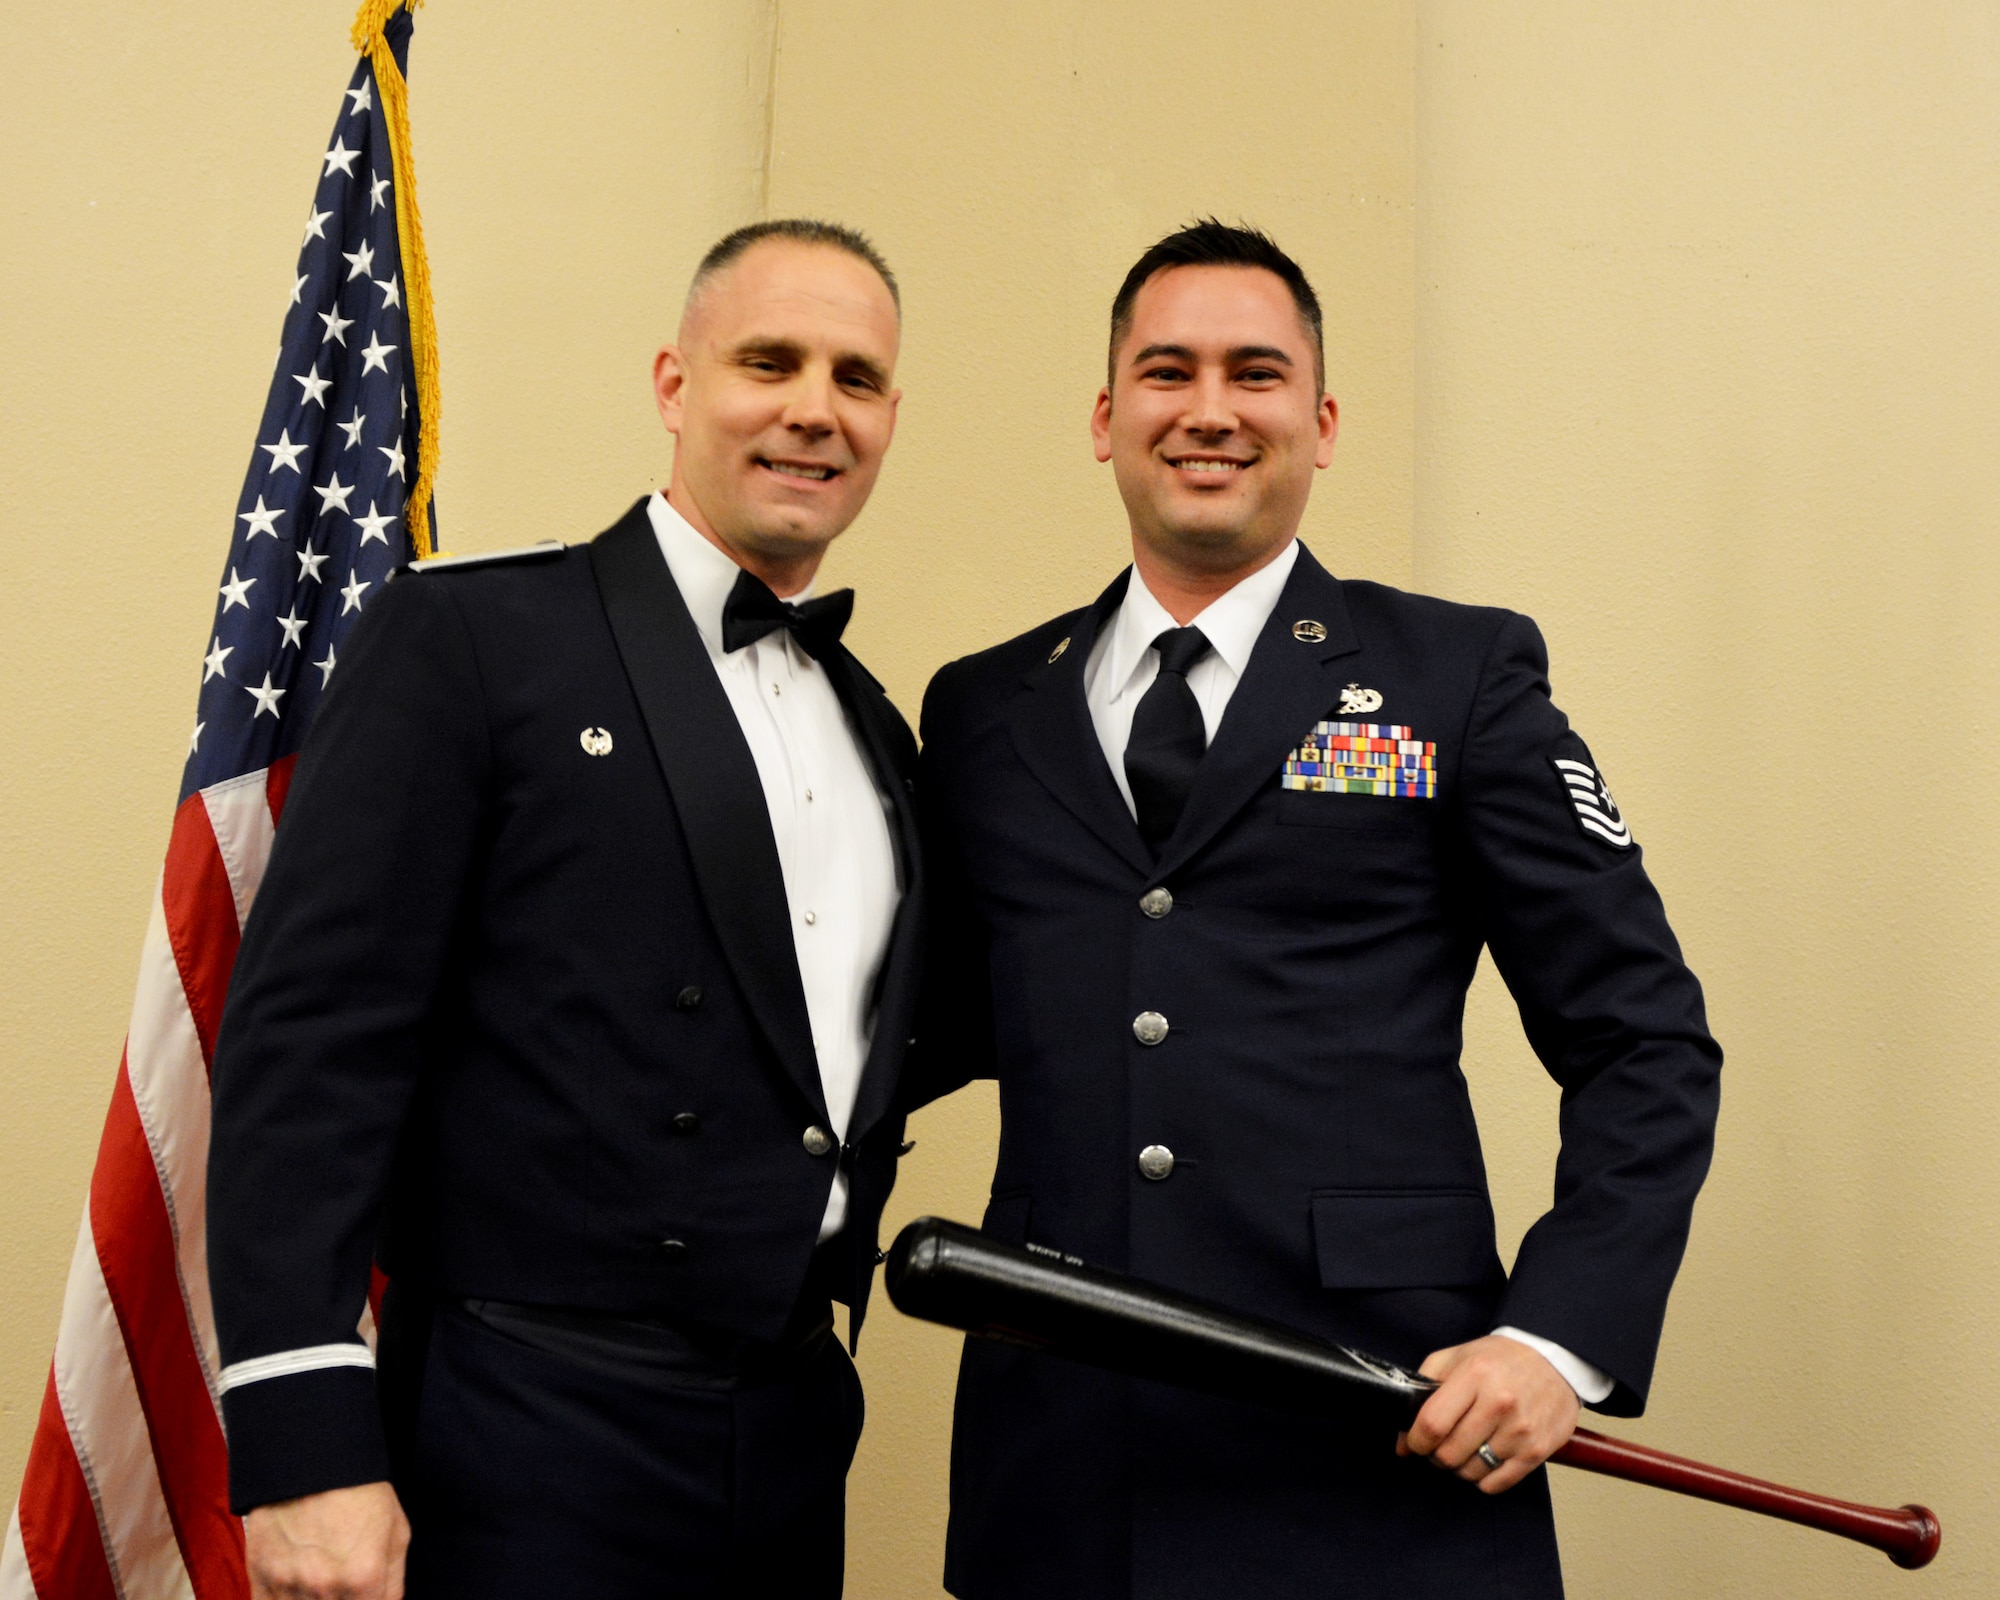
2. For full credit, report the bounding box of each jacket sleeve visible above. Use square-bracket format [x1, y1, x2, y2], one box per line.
[901, 658, 999, 1112]
[1457, 611, 1722, 1415]
[207, 571, 489, 1511]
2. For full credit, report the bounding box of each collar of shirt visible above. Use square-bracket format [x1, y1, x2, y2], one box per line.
[647, 490, 814, 660]
[1090, 538, 1301, 713]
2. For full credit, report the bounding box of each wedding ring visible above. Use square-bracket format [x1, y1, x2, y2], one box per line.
[1475, 1443, 1503, 1471]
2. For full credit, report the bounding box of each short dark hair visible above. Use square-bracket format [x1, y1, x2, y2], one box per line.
[1107, 219, 1323, 389]
[689, 218, 900, 313]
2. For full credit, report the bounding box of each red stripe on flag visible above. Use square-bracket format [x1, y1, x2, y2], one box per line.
[160, 796, 241, 1066]
[13, 1367, 120, 1600]
[265, 752, 298, 827]
[91, 1061, 248, 1600]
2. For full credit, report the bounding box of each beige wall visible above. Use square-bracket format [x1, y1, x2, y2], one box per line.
[2, 3, 1994, 1595]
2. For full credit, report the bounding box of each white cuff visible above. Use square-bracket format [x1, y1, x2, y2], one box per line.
[1491, 1326, 1615, 1405]
[219, 1342, 376, 1392]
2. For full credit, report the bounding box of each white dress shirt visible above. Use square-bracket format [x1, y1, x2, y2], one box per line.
[648, 492, 899, 1241]
[1082, 541, 1614, 1406]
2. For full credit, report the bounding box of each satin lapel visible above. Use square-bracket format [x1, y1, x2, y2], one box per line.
[1155, 545, 1362, 878]
[821, 648, 922, 1143]
[587, 503, 824, 1116]
[1006, 569, 1155, 877]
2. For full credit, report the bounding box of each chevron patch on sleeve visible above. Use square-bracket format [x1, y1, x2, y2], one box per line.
[1552, 757, 1632, 848]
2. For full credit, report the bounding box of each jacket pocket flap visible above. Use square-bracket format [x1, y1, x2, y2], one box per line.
[1311, 1190, 1502, 1289]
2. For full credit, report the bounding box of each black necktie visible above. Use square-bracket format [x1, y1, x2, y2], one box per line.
[720, 568, 855, 662]
[1124, 626, 1213, 855]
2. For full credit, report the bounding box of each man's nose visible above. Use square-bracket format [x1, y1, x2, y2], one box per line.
[783, 365, 838, 436]
[1182, 370, 1237, 435]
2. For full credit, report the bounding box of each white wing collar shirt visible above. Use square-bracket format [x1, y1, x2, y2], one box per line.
[648, 491, 899, 1242]
[1082, 539, 1614, 1406]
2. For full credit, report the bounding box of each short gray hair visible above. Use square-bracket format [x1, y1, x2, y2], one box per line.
[688, 219, 900, 313]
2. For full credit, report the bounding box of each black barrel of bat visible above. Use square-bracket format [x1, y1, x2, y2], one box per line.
[885, 1216, 1434, 1431]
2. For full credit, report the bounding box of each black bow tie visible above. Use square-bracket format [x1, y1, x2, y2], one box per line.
[720, 569, 855, 662]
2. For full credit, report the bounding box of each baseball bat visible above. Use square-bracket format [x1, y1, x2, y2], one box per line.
[884, 1217, 1940, 1570]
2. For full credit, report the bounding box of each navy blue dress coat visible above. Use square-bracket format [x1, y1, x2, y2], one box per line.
[913, 544, 1721, 1599]
[208, 501, 923, 1513]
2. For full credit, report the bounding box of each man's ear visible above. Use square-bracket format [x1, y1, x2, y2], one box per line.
[1315, 392, 1339, 469]
[653, 346, 689, 436]
[1090, 385, 1114, 464]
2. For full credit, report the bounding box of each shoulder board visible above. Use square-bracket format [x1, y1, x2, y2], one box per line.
[408, 541, 566, 574]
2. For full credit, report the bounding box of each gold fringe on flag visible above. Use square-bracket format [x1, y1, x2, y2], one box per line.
[351, 0, 440, 558]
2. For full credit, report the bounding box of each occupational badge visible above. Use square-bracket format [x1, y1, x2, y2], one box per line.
[1337, 684, 1383, 715]
[1048, 636, 1070, 664]
[1281, 721, 1436, 797]
[1291, 619, 1328, 644]
[579, 727, 614, 757]
[1552, 757, 1631, 848]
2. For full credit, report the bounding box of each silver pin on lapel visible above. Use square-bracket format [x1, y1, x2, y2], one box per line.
[1292, 619, 1327, 644]
[1048, 636, 1070, 664]
[579, 727, 613, 757]
[1338, 684, 1383, 715]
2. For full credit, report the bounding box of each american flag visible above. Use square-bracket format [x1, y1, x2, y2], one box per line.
[3, 7, 433, 1596]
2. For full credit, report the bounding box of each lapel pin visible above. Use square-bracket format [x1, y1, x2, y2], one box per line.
[579, 727, 613, 757]
[1292, 619, 1327, 644]
[1338, 684, 1383, 715]
[1048, 636, 1070, 664]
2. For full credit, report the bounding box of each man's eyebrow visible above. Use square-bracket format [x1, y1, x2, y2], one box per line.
[729, 336, 806, 363]
[1227, 345, 1295, 367]
[1129, 343, 1198, 367]
[833, 349, 892, 388]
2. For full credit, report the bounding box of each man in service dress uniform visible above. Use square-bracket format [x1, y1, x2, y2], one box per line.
[914, 222, 1723, 1598]
[207, 221, 921, 1600]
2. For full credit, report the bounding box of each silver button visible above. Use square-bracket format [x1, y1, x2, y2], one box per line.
[1138, 1144, 1175, 1181]
[1132, 1011, 1169, 1046]
[1140, 887, 1174, 919]
[803, 910, 817, 926]
[802, 1125, 835, 1157]
[805, 787, 814, 802]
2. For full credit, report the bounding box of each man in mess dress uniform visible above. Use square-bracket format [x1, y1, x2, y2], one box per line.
[207, 220, 922, 1600]
[914, 221, 1723, 1598]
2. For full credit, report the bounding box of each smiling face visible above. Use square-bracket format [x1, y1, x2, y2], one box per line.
[1092, 263, 1336, 587]
[654, 238, 901, 588]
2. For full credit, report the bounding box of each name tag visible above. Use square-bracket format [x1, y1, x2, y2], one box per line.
[1281, 721, 1437, 798]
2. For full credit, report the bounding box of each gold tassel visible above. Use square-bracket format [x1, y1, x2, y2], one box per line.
[351, 0, 439, 558]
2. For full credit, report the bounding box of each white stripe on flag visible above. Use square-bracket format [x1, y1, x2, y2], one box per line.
[122, 885, 226, 1408]
[53, 1214, 195, 1600]
[201, 770, 278, 933]
[0, 1505, 38, 1600]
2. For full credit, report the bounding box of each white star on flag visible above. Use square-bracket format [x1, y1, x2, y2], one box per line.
[314, 473, 356, 515]
[303, 205, 333, 244]
[245, 672, 287, 719]
[261, 429, 307, 474]
[340, 572, 371, 614]
[379, 439, 407, 479]
[370, 173, 391, 212]
[314, 646, 338, 686]
[276, 606, 308, 648]
[219, 568, 255, 611]
[323, 137, 361, 178]
[360, 332, 397, 375]
[344, 243, 376, 281]
[375, 273, 402, 309]
[337, 408, 367, 450]
[320, 306, 355, 346]
[202, 637, 233, 682]
[188, 720, 204, 753]
[297, 542, 331, 583]
[347, 79, 374, 115]
[354, 501, 397, 545]
[294, 365, 333, 407]
[239, 497, 286, 539]
[292, 272, 309, 305]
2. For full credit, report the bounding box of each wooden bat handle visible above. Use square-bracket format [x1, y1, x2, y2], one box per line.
[1554, 1427, 1940, 1569]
